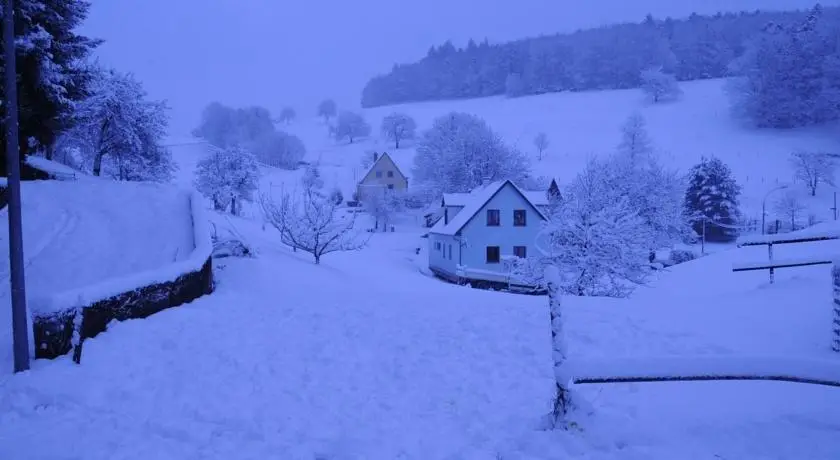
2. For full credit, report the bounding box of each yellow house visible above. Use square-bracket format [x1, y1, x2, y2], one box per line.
[356, 152, 408, 201]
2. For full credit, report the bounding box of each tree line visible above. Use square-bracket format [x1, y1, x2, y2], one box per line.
[360, 5, 835, 114]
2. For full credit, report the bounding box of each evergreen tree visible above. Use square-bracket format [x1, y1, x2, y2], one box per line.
[684, 157, 742, 242]
[0, 0, 101, 175]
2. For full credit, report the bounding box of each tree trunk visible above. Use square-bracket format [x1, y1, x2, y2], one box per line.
[314, 254, 320, 264]
[395, 138, 400, 149]
[45, 143, 54, 160]
[545, 265, 572, 425]
[230, 196, 237, 216]
[92, 151, 104, 176]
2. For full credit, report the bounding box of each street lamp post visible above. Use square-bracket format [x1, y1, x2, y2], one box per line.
[762, 184, 789, 235]
[4, 0, 30, 372]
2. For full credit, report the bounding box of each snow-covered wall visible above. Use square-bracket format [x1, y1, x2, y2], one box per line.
[31, 191, 214, 361]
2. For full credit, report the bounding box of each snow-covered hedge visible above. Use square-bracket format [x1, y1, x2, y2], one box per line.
[32, 191, 214, 362]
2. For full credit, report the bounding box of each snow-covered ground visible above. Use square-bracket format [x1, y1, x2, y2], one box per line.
[2, 208, 840, 458]
[0, 179, 194, 371]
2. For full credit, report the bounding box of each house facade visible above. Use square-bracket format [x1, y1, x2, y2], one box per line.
[356, 152, 408, 202]
[427, 180, 550, 289]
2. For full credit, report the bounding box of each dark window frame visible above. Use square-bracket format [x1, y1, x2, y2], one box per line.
[513, 246, 527, 258]
[387, 170, 394, 178]
[486, 209, 500, 226]
[486, 246, 500, 264]
[513, 209, 527, 227]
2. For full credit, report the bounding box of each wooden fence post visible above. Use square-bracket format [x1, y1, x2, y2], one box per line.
[545, 265, 572, 424]
[833, 263, 840, 353]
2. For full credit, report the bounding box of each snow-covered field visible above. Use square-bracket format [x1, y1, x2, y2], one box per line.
[178, 78, 839, 225]
[0, 179, 194, 372]
[1, 79, 840, 458]
[2, 206, 840, 458]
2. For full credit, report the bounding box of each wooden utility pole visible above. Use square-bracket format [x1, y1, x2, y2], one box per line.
[4, 0, 30, 372]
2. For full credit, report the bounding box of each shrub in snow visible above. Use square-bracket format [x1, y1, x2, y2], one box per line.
[194, 146, 261, 215]
[669, 249, 697, 265]
[640, 67, 682, 103]
[381, 113, 417, 149]
[192, 102, 275, 150]
[684, 156, 742, 242]
[334, 111, 371, 144]
[329, 188, 344, 205]
[260, 179, 368, 264]
[537, 157, 655, 297]
[521, 175, 551, 191]
[251, 131, 307, 170]
[318, 99, 338, 122]
[64, 68, 175, 182]
[412, 112, 530, 198]
[534, 132, 549, 160]
[790, 151, 835, 197]
[301, 163, 325, 193]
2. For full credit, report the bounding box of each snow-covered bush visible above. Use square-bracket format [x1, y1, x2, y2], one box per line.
[334, 111, 371, 144]
[194, 146, 261, 215]
[616, 112, 654, 166]
[640, 67, 682, 103]
[381, 113, 417, 149]
[773, 190, 806, 231]
[251, 131, 307, 170]
[412, 112, 530, 198]
[364, 189, 404, 231]
[329, 187, 344, 205]
[192, 102, 274, 150]
[669, 249, 697, 265]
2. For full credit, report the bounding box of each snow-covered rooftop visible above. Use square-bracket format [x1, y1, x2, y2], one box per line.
[25, 156, 81, 179]
[432, 180, 549, 236]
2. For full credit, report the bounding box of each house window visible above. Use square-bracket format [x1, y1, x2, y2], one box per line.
[375, 171, 382, 178]
[513, 246, 527, 258]
[448, 244, 452, 260]
[435, 242, 441, 251]
[387, 171, 394, 178]
[486, 209, 500, 226]
[387, 184, 394, 190]
[513, 210, 527, 226]
[486, 246, 500, 264]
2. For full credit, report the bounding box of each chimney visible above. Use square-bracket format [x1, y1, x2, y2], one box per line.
[444, 207, 449, 225]
[373, 152, 379, 161]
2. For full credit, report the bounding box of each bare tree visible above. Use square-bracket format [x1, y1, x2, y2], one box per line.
[774, 191, 806, 231]
[790, 151, 836, 196]
[317, 99, 337, 123]
[380, 113, 417, 149]
[534, 132, 549, 160]
[640, 67, 682, 103]
[260, 182, 367, 264]
[364, 188, 403, 231]
[278, 107, 296, 124]
[334, 111, 371, 144]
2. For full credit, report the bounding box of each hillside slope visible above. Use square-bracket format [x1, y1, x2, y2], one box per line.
[179, 78, 840, 225]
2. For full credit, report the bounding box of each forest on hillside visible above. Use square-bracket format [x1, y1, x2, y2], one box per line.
[361, 5, 838, 114]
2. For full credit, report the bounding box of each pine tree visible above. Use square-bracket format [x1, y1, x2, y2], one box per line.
[684, 157, 742, 242]
[0, 0, 101, 175]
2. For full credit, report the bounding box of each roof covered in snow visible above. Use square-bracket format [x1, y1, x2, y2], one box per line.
[25, 156, 81, 179]
[431, 180, 549, 237]
[358, 152, 410, 184]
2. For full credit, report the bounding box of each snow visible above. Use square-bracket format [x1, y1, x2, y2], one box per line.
[2, 203, 840, 458]
[737, 228, 840, 246]
[0, 179, 195, 369]
[25, 155, 80, 179]
[432, 180, 548, 236]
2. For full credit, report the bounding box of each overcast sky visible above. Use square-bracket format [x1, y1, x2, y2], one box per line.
[83, 0, 834, 135]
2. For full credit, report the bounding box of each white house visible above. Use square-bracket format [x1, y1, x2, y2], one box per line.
[427, 179, 552, 289]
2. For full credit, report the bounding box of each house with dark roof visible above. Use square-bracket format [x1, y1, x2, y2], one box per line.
[427, 179, 550, 289]
[355, 152, 408, 202]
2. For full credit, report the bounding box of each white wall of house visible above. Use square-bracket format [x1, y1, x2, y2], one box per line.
[458, 184, 546, 277]
[428, 233, 460, 275]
